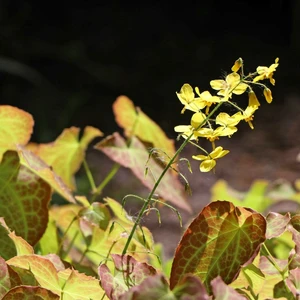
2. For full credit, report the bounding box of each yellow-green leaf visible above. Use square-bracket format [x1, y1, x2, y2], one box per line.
[36, 126, 103, 190]
[113, 96, 175, 159]
[0, 105, 34, 162]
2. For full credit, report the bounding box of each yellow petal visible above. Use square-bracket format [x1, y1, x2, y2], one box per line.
[263, 88, 273, 104]
[210, 146, 229, 159]
[191, 112, 206, 129]
[200, 159, 216, 172]
[210, 79, 225, 90]
[231, 58, 243, 72]
[226, 72, 241, 85]
[174, 125, 192, 133]
[233, 82, 248, 95]
[192, 154, 207, 161]
[176, 84, 194, 104]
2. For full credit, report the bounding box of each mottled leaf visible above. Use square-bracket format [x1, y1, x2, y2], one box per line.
[170, 201, 266, 292]
[266, 212, 291, 239]
[211, 276, 247, 300]
[2, 286, 60, 299]
[120, 274, 176, 300]
[113, 95, 175, 159]
[36, 126, 103, 190]
[95, 133, 191, 212]
[17, 146, 75, 203]
[0, 151, 51, 245]
[0, 105, 34, 162]
[0, 220, 17, 260]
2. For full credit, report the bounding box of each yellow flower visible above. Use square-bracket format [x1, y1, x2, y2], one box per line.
[210, 72, 248, 99]
[215, 112, 241, 137]
[192, 146, 229, 172]
[196, 90, 222, 114]
[253, 58, 279, 85]
[231, 58, 243, 72]
[263, 88, 273, 103]
[195, 128, 221, 142]
[174, 112, 206, 141]
[232, 106, 258, 129]
[176, 84, 206, 113]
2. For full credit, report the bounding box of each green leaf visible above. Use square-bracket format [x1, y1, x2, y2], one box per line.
[0, 151, 51, 246]
[170, 201, 266, 293]
[95, 133, 191, 212]
[2, 286, 60, 300]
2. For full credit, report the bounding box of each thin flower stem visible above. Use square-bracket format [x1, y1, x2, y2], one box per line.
[122, 101, 224, 255]
[90, 163, 121, 203]
[83, 158, 97, 192]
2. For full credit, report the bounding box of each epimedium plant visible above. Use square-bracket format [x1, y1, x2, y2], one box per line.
[1, 57, 299, 299]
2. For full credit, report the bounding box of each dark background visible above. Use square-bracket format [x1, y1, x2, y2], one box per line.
[0, 0, 298, 142]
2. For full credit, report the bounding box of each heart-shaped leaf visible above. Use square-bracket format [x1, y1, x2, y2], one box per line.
[36, 126, 103, 190]
[95, 133, 191, 212]
[113, 96, 175, 159]
[0, 105, 34, 162]
[170, 201, 266, 292]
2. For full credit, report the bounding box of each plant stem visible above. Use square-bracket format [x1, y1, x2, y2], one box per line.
[83, 158, 97, 192]
[90, 163, 121, 203]
[122, 101, 224, 255]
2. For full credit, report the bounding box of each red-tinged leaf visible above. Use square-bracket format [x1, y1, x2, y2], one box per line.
[113, 96, 175, 159]
[266, 212, 291, 239]
[2, 286, 60, 299]
[58, 268, 104, 300]
[0, 256, 10, 298]
[95, 133, 191, 212]
[120, 274, 174, 300]
[211, 276, 247, 300]
[7, 255, 61, 295]
[44, 254, 66, 272]
[170, 201, 266, 292]
[0, 105, 34, 162]
[36, 126, 103, 190]
[259, 256, 287, 276]
[99, 264, 125, 300]
[17, 146, 75, 203]
[111, 254, 157, 285]
[99, 255, 157, 300]
[172, 274, 209, 300]
[286, 268, 300, 297]
[0, 151, 51, 246]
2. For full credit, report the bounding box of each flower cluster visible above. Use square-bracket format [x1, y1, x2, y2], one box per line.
[175, 58, 279, 172]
